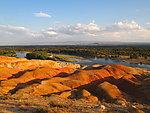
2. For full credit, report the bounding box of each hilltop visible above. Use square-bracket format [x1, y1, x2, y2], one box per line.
[0, 56, 150, 113]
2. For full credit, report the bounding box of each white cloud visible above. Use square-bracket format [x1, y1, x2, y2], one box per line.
[0, 30, 14, 35]
[98, 21, 150, 41]
[46, 20, 100, 36]
[34, 12, 51, 18]
[0, 25, 41, 44]
[42, 20, 149, 40]
[0, 25, 27, 31]
[44, 31, 57, 35]
[105, 21, 143, 32]
[145, 22, 150, 25]
[0, 20, 150, 45]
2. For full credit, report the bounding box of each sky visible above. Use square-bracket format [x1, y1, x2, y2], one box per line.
[0, 0, 150, 45]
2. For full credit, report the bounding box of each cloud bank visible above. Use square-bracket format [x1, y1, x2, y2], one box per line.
[146, 22, 150, 25]
[0, 21, 150, 45]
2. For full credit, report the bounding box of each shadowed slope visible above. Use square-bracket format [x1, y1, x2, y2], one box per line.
[0, 68, 22, 80]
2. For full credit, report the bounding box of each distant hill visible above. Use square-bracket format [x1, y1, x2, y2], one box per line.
[1, 41, 150, 46]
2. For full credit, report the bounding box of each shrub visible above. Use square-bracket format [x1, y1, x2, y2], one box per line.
[26, 51, 49, 60]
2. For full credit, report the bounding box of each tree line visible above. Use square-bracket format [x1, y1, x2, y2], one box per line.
[0, 45, 150, 59]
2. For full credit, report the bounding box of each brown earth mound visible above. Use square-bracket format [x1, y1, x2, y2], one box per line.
[95, 82, 123, 101]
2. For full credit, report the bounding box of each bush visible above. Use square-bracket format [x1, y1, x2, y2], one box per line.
[26, 51, 49, 60]
[26, 51, 76, 62]
[0, 50, 17, 57]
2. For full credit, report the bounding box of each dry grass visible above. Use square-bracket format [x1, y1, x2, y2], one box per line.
[0, 94, 149, 113]
[0, 108, 13, 113]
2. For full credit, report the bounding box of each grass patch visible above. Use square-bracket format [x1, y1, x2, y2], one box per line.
[54, 56, 77, 62]
[54, 54, 85, 59]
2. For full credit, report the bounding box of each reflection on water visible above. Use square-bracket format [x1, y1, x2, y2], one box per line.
[16, 52, 26, 58]
[16, 52, 150, 69]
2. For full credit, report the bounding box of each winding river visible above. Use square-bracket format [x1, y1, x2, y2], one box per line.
[16, 52, 150, 69]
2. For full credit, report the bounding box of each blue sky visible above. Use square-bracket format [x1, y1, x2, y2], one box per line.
[0, 0, 150, 45]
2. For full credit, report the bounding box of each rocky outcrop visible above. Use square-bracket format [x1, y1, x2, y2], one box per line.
[95, 82, 124, 103]
[53, 89, 99, 102]
[75, 89, 99, 102]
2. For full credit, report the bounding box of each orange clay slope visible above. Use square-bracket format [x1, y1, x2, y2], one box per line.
[0, 56, 149, 103]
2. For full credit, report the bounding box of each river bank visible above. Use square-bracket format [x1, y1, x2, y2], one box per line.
[118, 57, 150, 65]
[16, 52, 150, 69]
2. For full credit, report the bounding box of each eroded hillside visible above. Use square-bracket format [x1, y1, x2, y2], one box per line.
[0, 56, 150, 113]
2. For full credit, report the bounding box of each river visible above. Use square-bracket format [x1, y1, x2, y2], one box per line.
[16, 52, 27, 58]
[16, 52, 150, 69]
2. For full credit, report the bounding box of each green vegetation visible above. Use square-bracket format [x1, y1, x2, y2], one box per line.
[0, 49, 16, 57]
[4, 45, 150, 58]
[1, 45, 150, 64]
[54, 54, 84, 59]
[54, 56, 76, 62]
[26, 51, 49, 60]
[26, 51, 76, 62]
